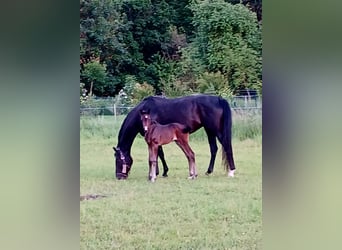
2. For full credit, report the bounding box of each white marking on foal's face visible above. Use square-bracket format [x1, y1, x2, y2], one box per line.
[143, 115, 149, 131]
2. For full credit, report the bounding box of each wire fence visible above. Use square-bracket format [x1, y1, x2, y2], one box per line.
[80, 96, 262, 118]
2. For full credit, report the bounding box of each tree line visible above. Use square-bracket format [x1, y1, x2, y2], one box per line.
[80, 0, 262, 102]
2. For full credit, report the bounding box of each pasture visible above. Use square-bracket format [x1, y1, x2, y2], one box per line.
[80, 115, 262, 249]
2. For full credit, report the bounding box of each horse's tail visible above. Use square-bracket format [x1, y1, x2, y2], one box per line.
[219, 97, 236, 172]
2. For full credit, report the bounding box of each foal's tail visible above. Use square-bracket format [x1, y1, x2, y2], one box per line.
[219, 97, 236, 172]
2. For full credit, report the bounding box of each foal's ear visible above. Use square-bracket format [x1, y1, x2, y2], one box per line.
[113, 147, 117, 152]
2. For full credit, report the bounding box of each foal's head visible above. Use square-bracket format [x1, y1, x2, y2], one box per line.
[140, 109, 152, 133]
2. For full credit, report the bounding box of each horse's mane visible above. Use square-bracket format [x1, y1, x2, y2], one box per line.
[142, 95, 168, 102]
[117, 105, 143, 150]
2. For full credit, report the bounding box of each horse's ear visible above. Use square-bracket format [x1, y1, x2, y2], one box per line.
[113, 147, 117, 152]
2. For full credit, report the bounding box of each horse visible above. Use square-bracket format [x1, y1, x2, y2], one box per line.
[113, 94, 236, 180]
[140, 109, 197, 182]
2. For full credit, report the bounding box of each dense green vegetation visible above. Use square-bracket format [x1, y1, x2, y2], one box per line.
[80, 0, 262, 101]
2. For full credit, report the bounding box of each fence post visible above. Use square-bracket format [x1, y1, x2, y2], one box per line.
[114, 103, 117, 122]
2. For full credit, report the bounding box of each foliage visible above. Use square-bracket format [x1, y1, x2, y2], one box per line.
[124, 80, 155, 106]
[227, 0, 262, 21]
[80, 97, 114, 108]
[80, 0, 131, 95]
[146, 53, 183, 95]
[80, 0, 262, 97]
[233, 112, 262, 140]
[82, 60, 108, 96]
[188, 0, 262, 94]
[166, 0, 194, 37]
[80, 82, 88, 104]
[112, 75, 155, 106]
[162, 80, 192, 97]
[120, 0, 178, 88]
[131, 83, 155, 104]
[196, 71, 233, 98]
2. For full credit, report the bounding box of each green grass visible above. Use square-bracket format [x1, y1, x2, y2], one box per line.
[80, 116, 262, 249]
[80, 113, 261, 141]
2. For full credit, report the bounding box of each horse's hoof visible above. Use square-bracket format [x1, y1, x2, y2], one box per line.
[205, 172, 211, 176]
[228, 169, 235, 177]
[162, 174, 168, 178]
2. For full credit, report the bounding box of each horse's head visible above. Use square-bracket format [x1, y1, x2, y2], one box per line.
[139, 109, 152, 133]
[113, 147, 133, 180]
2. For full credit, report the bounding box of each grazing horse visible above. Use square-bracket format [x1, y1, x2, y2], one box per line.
[113, 94, 236, 180]
[140, 109, 197, 182]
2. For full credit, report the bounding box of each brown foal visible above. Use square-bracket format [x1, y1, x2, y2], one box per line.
[140, 110, 198, 182]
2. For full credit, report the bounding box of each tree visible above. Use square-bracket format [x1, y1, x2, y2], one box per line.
[80, 0, 130, 95]
[79, 0, 262, 97]
[196, 72, 233, 98]
[186, 0, 262, 94]
[121, 0, 177, 88]
[82, 60, 107, 96]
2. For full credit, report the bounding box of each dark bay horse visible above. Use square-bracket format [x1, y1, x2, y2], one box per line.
[113, 94, 236, 180]
[140, 110, 197, 182]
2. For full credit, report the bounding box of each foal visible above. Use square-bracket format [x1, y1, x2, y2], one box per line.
[140, 110, 198, 182]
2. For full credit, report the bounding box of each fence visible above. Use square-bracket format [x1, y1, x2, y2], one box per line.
[80, 96, 262, 118]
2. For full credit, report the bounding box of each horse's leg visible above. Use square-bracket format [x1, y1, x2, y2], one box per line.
[175, 136, 197, 179]
[217, 136, 235, 177]
[158, 146, 169, 177]
[205, 131, 218, 175]
[155, 158, 159, 176]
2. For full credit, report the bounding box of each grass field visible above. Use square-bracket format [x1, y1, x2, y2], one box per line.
[80, 115, 262, 249]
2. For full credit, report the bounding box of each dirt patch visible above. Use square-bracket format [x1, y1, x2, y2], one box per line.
[80, 194, 109, 201]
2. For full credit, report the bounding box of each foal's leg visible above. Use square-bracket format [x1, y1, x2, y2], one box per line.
[148, 145, 158, 182]
[175, 136, 197, 179]
[158, 146, 169, 177]
[205, 131, 218, 175]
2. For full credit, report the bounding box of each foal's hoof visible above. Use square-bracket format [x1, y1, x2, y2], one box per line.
[148, 176, 156, 182]
[188, 175, 197, 180]
[162, 173, 168, 178]
[205, 171, 212, 176]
